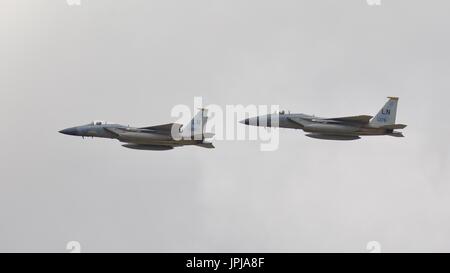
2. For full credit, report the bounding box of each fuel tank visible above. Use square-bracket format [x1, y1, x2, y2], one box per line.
[305, 133, 360, 140]
[117, 131, 173, 144]
[122, 144, 174, 150]
[303, 123, 359, 134]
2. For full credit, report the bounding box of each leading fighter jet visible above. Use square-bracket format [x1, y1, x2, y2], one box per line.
[59, 109, 214, 150]
[241, 97, 406, 140]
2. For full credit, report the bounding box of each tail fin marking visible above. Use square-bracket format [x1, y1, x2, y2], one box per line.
[370, 97, 399, 127]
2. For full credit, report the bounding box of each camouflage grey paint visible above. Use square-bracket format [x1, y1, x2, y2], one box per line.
[241, 97, 407, 140]
[59, 110, 214, 150]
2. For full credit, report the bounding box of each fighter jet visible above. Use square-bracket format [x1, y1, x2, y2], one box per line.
[240, 97, 406, 140]
[59, 109, 214, 150]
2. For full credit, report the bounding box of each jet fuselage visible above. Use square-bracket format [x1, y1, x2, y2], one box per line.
[240, 97, 406, 140]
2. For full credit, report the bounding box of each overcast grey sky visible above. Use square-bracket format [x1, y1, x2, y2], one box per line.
[1, 0, 449, 252]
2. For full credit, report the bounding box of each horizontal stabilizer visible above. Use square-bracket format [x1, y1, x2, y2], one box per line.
[196, 142, 215, 149]
[380, 124, 407, 129]
[388, 132, 404, 137]
[188, 132, 215, 140]
[326, 115, 373, 123]
[140, 123, 182, 132]
[202, 132, 215, 138]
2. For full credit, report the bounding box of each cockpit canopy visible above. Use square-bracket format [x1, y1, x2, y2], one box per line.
[91, 120, 107, 126]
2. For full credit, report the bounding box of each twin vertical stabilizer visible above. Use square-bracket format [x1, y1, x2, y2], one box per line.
[181, 108, 213, 140]
[370, 97, 399, 127]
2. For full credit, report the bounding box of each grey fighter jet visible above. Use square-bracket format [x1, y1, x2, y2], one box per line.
[59, 109, 214, 150]
[241, 97, 406, 140]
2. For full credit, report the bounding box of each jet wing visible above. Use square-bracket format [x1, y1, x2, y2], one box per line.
[326, 115, 373, 124]
[103, 127, 123, 137]
[287, 117, 309, 127]
[139, 123, 183, 132]
[379, 124, 407, 129]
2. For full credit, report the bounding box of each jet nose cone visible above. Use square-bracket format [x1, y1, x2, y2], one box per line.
[59, 127, 78, 136]
[240, 118, 249, 125]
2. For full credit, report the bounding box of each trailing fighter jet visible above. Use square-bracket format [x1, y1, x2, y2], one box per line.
[240, 97, 406, 140]
[59, 109, 214, 150]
